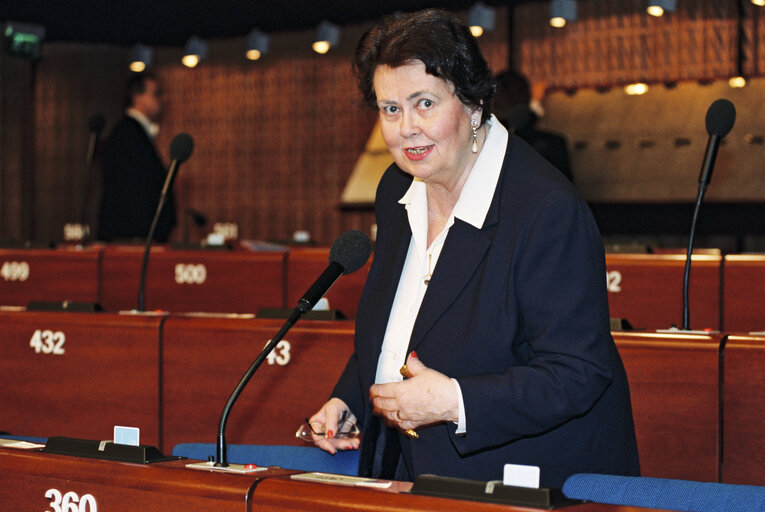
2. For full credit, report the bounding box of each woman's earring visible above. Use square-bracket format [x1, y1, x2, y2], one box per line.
[471, 119, 479, 154]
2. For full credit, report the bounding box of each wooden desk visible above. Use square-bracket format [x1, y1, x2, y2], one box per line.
[285, 247, 371, 318]
[613, 331, 722, 481]
[606, 254, 721, 331]
[99, 245, 286, 313]
[161, 315, 355, 453]
[722, 333, 765, 485]
[0, 247, 101, 307]
[0, 447, 664, 512]
[722, 255, 765, 332]
[0, 310, 165, 447]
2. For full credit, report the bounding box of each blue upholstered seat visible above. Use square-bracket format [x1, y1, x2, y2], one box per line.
[563, 473, 765, 512]
[171, 443, 360, 476]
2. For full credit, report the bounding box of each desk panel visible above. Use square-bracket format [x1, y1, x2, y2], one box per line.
[613, 331, 722, 481]
[162, 316, 355, 452]
[606, 254, 721, 330]
[100, 245, 286, 313]
[286, 247, 371, 318]
[0, 310, 164, 447]
[0, 447, 260, 512]
[722, 255, 765, 332]
[722, 334, 765, 485]
[0, 448, 660, 512]
[0, 247, 101, 307]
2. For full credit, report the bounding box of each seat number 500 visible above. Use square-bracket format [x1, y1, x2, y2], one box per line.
[45, 489, 97, 512]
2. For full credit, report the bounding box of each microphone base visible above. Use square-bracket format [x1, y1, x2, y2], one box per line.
[186, 460, 267, 474]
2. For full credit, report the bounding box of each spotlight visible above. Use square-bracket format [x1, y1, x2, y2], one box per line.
[752, 0, 765, 6]
[129, 43, 152, 72]
[647, 0, 677, 17]
[550, 0, 577, 28]
[729, 76, 747, 88]
[313, 20, 339, 54]
[624, 82, 649, 95]
[182, 36, 207, 68]
[246, 29, 269, 61]
[469, 2, 495, 38]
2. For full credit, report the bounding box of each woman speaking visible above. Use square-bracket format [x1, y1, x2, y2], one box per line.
[304, 8, 639, 488]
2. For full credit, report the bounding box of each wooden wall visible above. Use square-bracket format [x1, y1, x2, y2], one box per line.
[2, 1, 764, 244]
[0, 11, 508, 246]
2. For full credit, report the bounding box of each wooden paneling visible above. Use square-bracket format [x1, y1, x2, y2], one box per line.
[722, 334, 765, 485]
[99, 245, 286, 313]
[0, 310, 164, 447]
[161, 316, 355, 452]
[0, 247, 101, 307]
[614, 331, 722, 481]
[606, 253, 721, 331]
[722, 255, 765, 332]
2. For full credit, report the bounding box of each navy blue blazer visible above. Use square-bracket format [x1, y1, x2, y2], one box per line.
[333, 134, 639, 488]
[97, 116, 176, 243]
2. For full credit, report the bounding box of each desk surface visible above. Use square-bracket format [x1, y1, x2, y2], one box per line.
[0, 447, 669, 512]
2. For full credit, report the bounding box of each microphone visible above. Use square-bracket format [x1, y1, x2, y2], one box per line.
[681, 99, 735, 330]
[79, 113, 106, 231]
[215, 230, 372, 467]
[138, 133, 194, 311]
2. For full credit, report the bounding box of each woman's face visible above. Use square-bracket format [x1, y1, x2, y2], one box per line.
[373, 61, 480, 188]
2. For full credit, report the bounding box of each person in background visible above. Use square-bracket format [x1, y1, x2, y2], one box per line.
[302, 8, 639, 489]
[493, 69, 573, 182]
[97, 71, 176, 242]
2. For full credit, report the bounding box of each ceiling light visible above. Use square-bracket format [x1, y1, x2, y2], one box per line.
[729, 76, 747, 88]
[246, 29, 269, 61]
[550, 0, 577, 28]
[313, 20, 339, 54]
[129, 43, 152, 72]
[469, 3, 495, 38]
[751, 0, 765, 6]
[647, 0, 677, 17]
[182, 36, 207, 68]
[624, 82, 649, 95]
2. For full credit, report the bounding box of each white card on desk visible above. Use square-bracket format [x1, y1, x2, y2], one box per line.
[114, 426, 140, 446]
[503, 463, 540, 489]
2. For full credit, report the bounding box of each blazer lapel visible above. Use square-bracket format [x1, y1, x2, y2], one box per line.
[406, 158, 505, 352]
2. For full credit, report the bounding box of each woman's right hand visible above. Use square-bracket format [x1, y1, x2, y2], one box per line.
[307, 397, 361, 454]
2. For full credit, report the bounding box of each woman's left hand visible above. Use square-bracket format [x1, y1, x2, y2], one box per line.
[369, 352, 459, 432]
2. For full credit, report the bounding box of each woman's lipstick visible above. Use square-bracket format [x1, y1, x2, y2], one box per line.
[404, 145, 434, 161]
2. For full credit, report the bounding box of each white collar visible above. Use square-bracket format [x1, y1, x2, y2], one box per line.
[398, 114, 508, 231]
[127, 108, 159, 138]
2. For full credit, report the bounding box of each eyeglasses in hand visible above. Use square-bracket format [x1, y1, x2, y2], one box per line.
[295, 411, 360, 442]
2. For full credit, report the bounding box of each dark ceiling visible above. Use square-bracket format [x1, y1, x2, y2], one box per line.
[0, 1, 518, 47]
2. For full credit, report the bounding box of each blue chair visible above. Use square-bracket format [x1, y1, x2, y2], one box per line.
[563, 473, 765, 512]
[171, 443, 360, 476]
[0, 434, 48, 444]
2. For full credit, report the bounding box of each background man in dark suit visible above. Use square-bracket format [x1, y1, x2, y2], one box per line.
[494, 69, 573, 183]
[97, 72, 176, 242]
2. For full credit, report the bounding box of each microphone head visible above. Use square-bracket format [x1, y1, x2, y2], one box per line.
[705, 99, 736, 137]
[329, 230, 372, 274]
[169, 133, 194, 163]
[88, 113, 106, 134]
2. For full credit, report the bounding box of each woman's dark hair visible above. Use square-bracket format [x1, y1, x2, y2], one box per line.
[354, 9, 495, 124]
